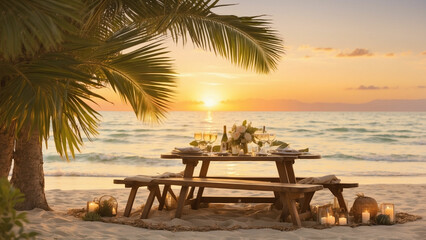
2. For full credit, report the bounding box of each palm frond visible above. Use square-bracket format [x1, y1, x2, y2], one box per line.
[0, 50, 104, 159]
[0, 0, 82, 60]
[85, 26, 176, 123]
[132, 0, 284, 73]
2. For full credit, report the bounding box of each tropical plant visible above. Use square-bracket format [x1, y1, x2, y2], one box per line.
[82, 212, 102, 222]
[0, 178, 38, 239]
[0, 0, 283, 210]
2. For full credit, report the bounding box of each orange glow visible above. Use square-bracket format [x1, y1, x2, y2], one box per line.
[85, 1, 426, 112]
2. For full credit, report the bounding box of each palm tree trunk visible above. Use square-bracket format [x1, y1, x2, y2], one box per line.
[0, 77, 14, 178]
[11, 126, 51, 210]
[0, 125, 14, 178]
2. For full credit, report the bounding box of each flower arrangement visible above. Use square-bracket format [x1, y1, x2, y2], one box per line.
[229, 120, 258, 151]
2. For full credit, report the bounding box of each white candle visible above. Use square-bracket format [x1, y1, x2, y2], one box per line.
[112, 207, 117, 215]
[320, 217, 327, 225]
[88, 202, 99, 212]
[339, 217, 347, 225]
[384, 206, 394, 222]
[362, 211, 370, 224]
[328, 216, 335, 225]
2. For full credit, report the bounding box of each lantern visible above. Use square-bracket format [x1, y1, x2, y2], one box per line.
[87, 197, 99, 213]
[317, 204, 335, 225]
[99, 195, 118, 217]
[380, 203, 395, 223]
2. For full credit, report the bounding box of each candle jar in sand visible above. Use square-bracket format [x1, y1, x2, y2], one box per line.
[380, 203, 395, 223]
[317, 204, 334, 225]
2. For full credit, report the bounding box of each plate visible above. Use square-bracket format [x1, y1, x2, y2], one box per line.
[216, 152, 230, 156]
[172, 150, 203, 156]
[270, 151, 302, 156]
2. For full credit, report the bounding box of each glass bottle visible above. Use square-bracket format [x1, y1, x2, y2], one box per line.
[220, 125, 228, 152]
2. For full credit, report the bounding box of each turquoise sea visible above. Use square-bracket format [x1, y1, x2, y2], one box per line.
[42, 111, 426, 189]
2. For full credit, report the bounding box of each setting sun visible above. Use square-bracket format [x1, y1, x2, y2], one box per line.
[203, 98, 218, 108]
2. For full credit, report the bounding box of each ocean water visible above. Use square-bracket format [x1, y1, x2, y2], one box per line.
[42, 111, 426, 189]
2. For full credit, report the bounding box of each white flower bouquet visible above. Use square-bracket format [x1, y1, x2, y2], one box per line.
[229, 120, 258, 153]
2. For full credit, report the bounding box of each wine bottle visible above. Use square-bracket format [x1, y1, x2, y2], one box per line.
[221, 125, 228, 152]
[262, 126, 266, 133]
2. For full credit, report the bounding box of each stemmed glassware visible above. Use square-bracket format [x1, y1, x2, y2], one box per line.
[203, 131, 218, 156]
[254, 131, 269, 154]
[267, 133, 276, 152]
[194, 132, 207, 151]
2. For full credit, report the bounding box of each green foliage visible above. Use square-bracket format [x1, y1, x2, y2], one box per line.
[97, 200, 113, 217]
[271, 140, 289, 148]
[376, 214, 392, 225]
[189, 140, 207, 147]
[82, 212, 101, 222]
[212, 145, 221, 152]
[298, 148, 309, 152]
[0, 178, 38, 239]
[1, 0, 283, 161]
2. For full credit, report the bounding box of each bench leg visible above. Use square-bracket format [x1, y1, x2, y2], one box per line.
[141, 185, 160, 219]
[158, 185, 170, 211]
[329, 187, 348, 211]
[124, 187, 139, 217]
[300, 192, 315, 213]
[281, 192, 301, 227]
[175, 186, 190, 218]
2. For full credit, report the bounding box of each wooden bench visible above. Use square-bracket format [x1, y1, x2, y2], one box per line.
[203, 177, 358, 212]
[142, 177, 323, 227]
[113, 179, 177, 217]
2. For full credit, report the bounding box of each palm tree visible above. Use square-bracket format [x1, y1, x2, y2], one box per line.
[0, 0, 283, 210]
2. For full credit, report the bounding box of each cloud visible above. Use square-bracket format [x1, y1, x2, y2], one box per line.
[418, 85, 426, 89]
[314, 47, 334, 51]
[385, 53, 395, 57]
[348, 85, 390, 90]
[421, 51, 426, 56]
[201, 82, 223, 86]
[337, 48, 374, 57]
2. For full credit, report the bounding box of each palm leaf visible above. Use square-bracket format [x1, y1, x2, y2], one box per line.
[0, 0, 82, 60]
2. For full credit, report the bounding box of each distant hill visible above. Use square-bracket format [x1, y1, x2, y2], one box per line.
[220, 98, 426, 111]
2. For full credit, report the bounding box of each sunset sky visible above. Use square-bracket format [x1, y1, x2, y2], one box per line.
[96, 0, 426, 111]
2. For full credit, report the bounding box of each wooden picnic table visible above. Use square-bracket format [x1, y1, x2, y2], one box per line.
[160, 153, 321, 209]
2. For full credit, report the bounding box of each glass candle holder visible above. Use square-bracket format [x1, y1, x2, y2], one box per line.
[338, 209, 349, 225]
[317, 204, 334, 225]
[380, 203, 395, 222]
[87, 197, 99, 213]
[99, 195, 118, 217]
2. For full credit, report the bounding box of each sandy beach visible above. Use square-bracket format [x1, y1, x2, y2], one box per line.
[23, 183, 425, 239]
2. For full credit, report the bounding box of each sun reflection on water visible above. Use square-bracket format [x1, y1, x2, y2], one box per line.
[205, 111, 213, 123]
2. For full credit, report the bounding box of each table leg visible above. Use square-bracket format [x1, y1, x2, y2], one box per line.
[275, 161, 289, 183]
[182, 160, 197, 200]
[284, 160, 297, 183]
[281, 192, 301, 227]
[175, 186, 190, 218]
[193, 160, 210, 209]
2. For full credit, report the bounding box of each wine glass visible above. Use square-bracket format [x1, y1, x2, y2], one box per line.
[204, 131, 218, 156]
[194, 132, 203, 148]
[267, 133, 275, 152]
[254, 131, 265, 154]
